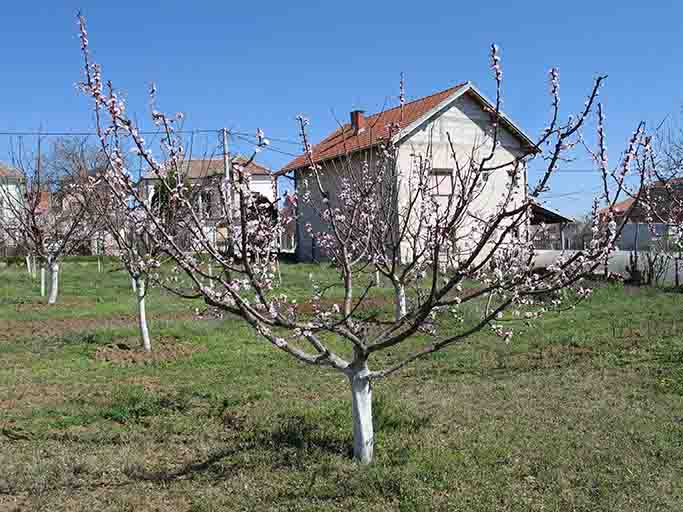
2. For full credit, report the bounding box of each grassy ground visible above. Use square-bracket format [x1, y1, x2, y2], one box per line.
[1, 261, 682, 511]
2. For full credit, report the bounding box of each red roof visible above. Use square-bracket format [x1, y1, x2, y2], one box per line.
[598, 178, 683, 216]
[609, 197, 635, 214]
[280, 83, 468, 172]
[0, 163, 21, 179]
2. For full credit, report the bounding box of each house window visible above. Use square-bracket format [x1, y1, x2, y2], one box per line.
[429, 169, 453, 196]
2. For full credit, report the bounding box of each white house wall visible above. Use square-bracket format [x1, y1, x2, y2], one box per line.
[395, 93, 528, 263]
[0, 180, 23, 226]
[294, 92, 530, 263]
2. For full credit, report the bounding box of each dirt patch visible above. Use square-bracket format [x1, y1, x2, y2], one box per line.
[123, 376, 164, 393]
[0, 383, 75, 410]
[0, 311, 197, 343]
[93, 337, 206, 365]
[11, 296, 97, 312]
[542, 343, 594, 357]
[0, 495, 30, 512]
[296, 296, 391, 315]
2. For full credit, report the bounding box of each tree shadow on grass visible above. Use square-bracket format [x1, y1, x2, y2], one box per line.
[124, 443, 253, 482]
[125, 414, 352, 483]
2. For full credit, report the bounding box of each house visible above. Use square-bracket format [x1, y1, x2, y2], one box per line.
[277, 82, 540, 262]
[0, 164, 52, 256]
[140, 156, 276, 249]
[602, 179, 683, 251]
[0, 164, 22, 224]
[0, 164, 23, 255]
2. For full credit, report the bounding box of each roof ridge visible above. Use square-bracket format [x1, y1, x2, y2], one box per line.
[364, 82, 468, 122]
[316, 83, 468, 143]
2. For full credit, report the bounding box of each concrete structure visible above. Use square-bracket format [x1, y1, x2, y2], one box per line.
[278, 83, 539, 262]
[533, 249, 682, 285]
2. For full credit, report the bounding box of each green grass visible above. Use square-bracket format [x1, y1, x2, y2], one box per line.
[0, 263, 682, 510]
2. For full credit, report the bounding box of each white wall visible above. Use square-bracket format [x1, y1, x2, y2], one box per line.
[0, 180, 23, 225]
[395, 93, 528, 263]
[250, 175, 276, 202]
[293, 91, 530, 263]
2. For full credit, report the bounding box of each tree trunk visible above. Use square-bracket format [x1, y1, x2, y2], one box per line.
[25, 256, 31, 274]
[393, 282, 406, 321]
[349, 366, 374, 464]
[97, 256, 102, 273]
[31, 256, 37, 279]
[135, 277, 152, 352]
[47, 262, 59, 305]
[131, 277, 137, 293]
[40, 266, 46, 297]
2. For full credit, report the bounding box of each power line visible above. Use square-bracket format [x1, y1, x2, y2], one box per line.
[0, 129, 220, 137]
[232, 133, 300, 158]
[230, 130, 301, 146]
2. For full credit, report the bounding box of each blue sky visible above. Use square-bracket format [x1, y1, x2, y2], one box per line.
[1, 1, 681, 216]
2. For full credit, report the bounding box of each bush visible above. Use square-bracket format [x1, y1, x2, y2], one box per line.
[0, 256, 25, 267]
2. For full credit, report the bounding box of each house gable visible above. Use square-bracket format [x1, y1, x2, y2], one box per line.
[394, 83, 537, 156]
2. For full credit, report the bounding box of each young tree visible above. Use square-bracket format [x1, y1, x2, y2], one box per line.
[78, 168, 162, 352]
[78, 17, 649, 463]
[0, 138, 99, 304]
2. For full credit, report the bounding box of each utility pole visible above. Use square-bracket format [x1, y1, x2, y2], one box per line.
[221, 128, 233, 255]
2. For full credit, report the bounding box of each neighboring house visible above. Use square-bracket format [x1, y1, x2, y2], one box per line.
[0, 164, 23, 226]
[277, 82, 540, 262]
[0, 164, 51, 256]
[0, 164, 23, 255]
[602, 179, 683, 251]
[140, 156, 276, 249]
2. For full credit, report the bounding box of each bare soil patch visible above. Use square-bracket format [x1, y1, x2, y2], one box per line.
[0, 312, 197, 343]
[93, 337, 206, 365]
[296, 296, 390, 315]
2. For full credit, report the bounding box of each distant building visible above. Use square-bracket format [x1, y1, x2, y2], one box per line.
[139, 156, 276, 251]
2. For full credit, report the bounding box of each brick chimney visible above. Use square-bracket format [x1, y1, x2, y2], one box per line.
[350, 109, 366, 134]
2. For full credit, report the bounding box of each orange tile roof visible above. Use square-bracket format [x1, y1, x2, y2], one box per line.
[610, 197, 635, 213]
[0, 163, 21, 179]
[281, 83, 468, 172]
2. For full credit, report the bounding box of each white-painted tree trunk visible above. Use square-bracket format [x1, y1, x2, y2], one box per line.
[349, 366, 374, 464]
[375, 270, 381, 287]
[135, 277, 152, 352]
[97, 256, 102, 273]
[40, 266, 46, 297]
[394, 282, 406, 321]
[31, 256, 37, 279]
[131, 277, 137, 293]
[25, 256, 31, 274]
[47, 262, 59, 305]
